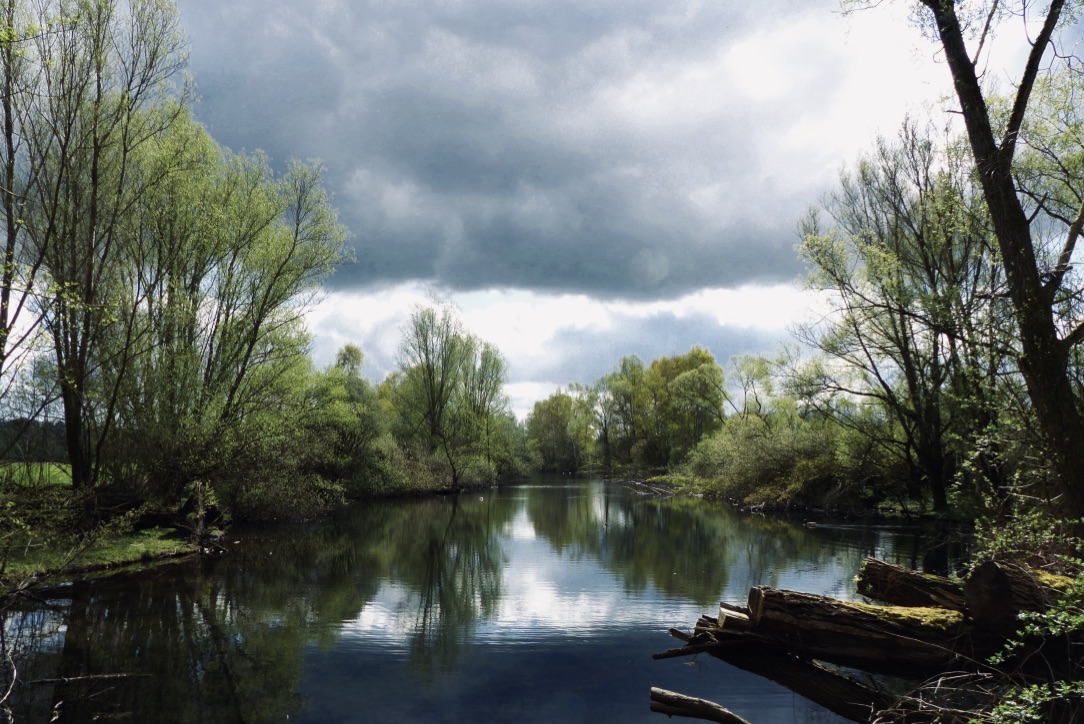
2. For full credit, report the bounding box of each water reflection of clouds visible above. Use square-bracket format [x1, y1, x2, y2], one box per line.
[338, 521, 693, 647]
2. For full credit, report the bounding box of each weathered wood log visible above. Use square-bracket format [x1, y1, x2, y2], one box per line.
[649, 688, 751, 724]
[963, 560, 1055, 625]
[857, 557, 967, 611]
[717, 601, 753, 632]
[747, 586, 995, 675]
[655, 627, 892, 722]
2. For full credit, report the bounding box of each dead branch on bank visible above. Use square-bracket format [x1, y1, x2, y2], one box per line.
[649, 688, 752, 724]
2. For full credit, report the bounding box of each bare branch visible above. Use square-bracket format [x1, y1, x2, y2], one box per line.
[1043, 199, 1084, 302]
[1000, 0, 1065, 164]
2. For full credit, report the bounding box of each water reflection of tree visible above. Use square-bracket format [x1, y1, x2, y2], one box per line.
[382, 494, 517, 675]
[0, 482, 962, 720]
[524, 482, 932, 607]
[525, 482, 738, 606]
[1, 493, 519, 719]
[1, 513, 390, 721]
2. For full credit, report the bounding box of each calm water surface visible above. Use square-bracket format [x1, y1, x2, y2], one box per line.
[3, 477, 952, 722]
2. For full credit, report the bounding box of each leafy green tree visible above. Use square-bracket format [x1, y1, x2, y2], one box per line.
[855, 0, 1084, 517]
[99, 111, 346, 507]
[797, 121, 1005, 510]
[18, 0, 190, 492]
[334, 344, 364, 377]
[392, 300, 510, 487]
[643, 346, 725, 466]
[526, 389, 595, 472]
[298, 347, 397, 496]
[601, 355, 648, 467]
[685, 358, 847, 508]
[0, 1, 52, 442]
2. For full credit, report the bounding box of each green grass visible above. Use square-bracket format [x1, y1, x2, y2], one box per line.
[0, 461, 72, 488]
[2, 526, 197, 585]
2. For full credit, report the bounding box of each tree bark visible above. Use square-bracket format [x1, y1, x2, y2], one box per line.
[856, 556, 966, 611]
[963, 560, 1056, 626]
[746, 586, 991, 675]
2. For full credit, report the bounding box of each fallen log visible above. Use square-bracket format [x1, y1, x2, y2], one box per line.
[747, 586, 996, 675]
[648, 688, 751, 724]
[856, 557, 966, 611]
[653, 559, 1084, 723]
[963, 560, 1056, 626]
[654, 626, 892, 721]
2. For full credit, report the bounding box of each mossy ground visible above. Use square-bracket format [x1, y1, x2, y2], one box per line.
[2, 527, 197, 587]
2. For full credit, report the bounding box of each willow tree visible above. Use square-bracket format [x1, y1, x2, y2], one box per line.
[15, 0, 190, 492]
[798, 121, 1008, 510]
[852, 0, 1084, 515]
[0, 0, 50, 421]
[394, 301, 509, 487]
[103, 112, 346, 500]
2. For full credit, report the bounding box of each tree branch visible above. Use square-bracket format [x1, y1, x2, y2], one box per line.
[1043, 198, 1084, 302]
[1000, 0, 1065, 165]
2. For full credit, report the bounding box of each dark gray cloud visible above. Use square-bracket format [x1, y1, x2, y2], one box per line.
[176, 0, 843, 299]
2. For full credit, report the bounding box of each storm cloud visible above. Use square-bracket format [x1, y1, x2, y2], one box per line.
[174, 0, 915, 300]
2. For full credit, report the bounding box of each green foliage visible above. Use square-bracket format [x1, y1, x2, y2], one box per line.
[973, 510, 1084, 568]
[796, 119, 1007, 513]
[526, 388, 596, 472]
[971, 512, 1084, 723]
[587, 347, 726, 472]
[387, 300, 515, 489]
[684, 397, 847, 508]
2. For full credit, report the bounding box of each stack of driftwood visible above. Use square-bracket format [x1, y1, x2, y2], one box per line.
[651, 557, 1072, 723]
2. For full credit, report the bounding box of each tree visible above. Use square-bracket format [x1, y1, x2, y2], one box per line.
[863, 0, 1084, 515]
[0, 1, 51, 434]
[104, 116, 345, 502]
[394, 300, 509, 487]
[797, 120, 1007, 510]
[602, 355, 648, 466]
[334, 344, 364, 377]
[17, 0, 189, 492]
[526, 389, 595, 472]
[646, 346, 726, 465]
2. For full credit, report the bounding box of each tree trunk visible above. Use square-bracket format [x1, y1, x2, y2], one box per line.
[856, 557, 966, 611]
[746, 586, 992, 676]
[924, 0, 1084, 517]
[963, 560, 1057, 626]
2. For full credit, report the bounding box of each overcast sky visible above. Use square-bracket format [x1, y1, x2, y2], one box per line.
[173, 0, 960, 417]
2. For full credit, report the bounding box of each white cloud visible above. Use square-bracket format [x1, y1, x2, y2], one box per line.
[306, 281, 822, 418]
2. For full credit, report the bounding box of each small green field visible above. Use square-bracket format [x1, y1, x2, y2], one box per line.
[1, 460, 72, 488]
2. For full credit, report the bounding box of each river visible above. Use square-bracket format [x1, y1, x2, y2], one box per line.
[1, 476, 957, 722]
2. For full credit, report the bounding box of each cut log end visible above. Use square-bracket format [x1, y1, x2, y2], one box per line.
[963, 559, 1056, 625]
[856, 557, 967, 611]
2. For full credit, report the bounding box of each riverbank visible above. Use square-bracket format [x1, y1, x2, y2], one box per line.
[1, 527, 198, 594]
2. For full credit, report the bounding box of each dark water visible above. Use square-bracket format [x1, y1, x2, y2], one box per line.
[2, 478, 955, 722]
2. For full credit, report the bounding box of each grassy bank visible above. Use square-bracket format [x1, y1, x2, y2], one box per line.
[1, 527, 198, 589]
[1, 462, 199, 591]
